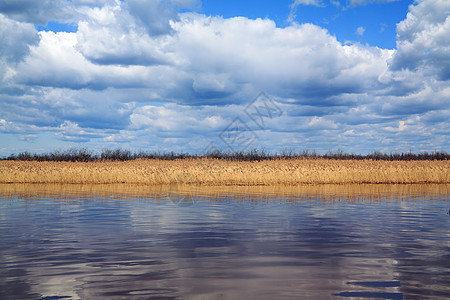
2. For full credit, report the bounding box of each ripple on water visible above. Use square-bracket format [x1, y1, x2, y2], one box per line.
[0, 184, 449, 299]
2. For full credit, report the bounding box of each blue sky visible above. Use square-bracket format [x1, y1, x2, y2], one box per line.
[0, 0, 449, 156]
[201, 0, 411, 48]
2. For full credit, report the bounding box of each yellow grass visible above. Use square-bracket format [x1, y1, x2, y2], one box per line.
[0, 158, 448, 185]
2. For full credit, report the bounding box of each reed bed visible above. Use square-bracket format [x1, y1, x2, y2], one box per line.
[0, 158, 448, 185]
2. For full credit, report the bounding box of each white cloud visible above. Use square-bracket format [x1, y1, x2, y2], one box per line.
[172, 15, 392, 103]
[0, 14, 38, 63]
[76, 3, 173, 66]
[0, 0, 448, 155]
[288, 0, 400, 20]
[348, 0, 399, 7]
[14, 30, 165, 90]
[292, 0, 323, 6]
[0, 0, 76, 24]
[129, 104, 230, 132]
[288, 0, 323, 23]
[308, 116, 339, 129]
[0, 14, 39, 89]
[19, 134, 38, 142]
[16, 31, 92, 88]
[56, 120, 106, 142]
[390, 0, 450, 80]
[356, 26, 365, 36]
[11, 11, 393, 104]
[127, 0, 200, 35]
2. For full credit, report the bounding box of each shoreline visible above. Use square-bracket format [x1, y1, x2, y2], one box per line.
[1, 158, 448, 185]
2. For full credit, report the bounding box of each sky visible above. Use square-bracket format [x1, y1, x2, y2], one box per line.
[0, 0, 449, 156]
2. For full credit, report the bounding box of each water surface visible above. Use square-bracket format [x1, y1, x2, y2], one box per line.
[0, 184, 449, 299]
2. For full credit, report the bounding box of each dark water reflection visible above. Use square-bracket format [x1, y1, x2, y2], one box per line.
[0, 184, 449, 299]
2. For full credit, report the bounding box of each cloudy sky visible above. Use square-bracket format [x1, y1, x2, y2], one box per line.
[0, 0, 449, 156]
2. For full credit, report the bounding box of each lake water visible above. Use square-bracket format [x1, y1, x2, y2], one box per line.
[0, 184, 449, 299]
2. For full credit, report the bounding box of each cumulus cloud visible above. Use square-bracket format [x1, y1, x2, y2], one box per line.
[16, 31, 93, 89]
[11, 10, 393, 104]
[0, 14, 38, 62]
[0, 14, 39, 91]
[0, 0, 449, 155]
[172, 15, 392, 104]
[0, 0, 75, 24]
[56, 120, 106, 142]
[390, 0, 450, 80]
[14, 30, 166, 90]
[75, 2, 177, 66]
[127, 0, 200, 36]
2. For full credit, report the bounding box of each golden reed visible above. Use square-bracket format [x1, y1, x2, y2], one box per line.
[0, 158, 448, 185]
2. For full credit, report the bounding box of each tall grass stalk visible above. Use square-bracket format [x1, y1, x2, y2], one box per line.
[0, 158, 448, 185]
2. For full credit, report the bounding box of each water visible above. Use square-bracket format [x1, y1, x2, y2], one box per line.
[0, 184, 449, 299]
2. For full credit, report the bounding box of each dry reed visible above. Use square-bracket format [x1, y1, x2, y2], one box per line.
[0, 158, 448, 185]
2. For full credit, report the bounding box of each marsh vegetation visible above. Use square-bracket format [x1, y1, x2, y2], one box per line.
[1, 158, 448, 185]
[3, 148, 449, 162]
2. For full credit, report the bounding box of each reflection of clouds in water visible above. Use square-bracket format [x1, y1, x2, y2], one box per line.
[30, 262, 92, 299]
[166, 185, 197, 207]
[0, 184, 449, 299]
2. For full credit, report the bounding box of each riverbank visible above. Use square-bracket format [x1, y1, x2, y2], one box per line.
[0, 159, 448, 185]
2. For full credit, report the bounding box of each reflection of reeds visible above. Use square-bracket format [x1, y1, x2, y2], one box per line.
[0, 159, 448, 185]
[0, 183, 448, 203]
